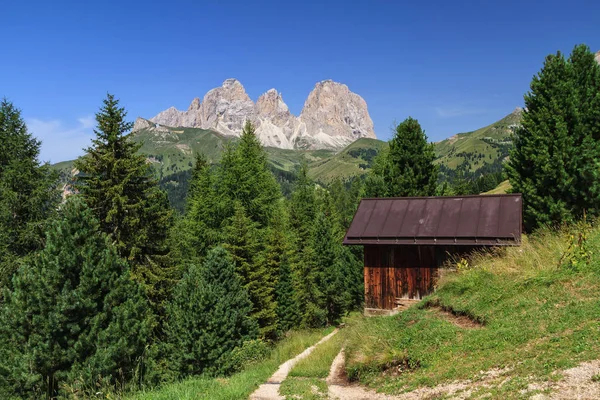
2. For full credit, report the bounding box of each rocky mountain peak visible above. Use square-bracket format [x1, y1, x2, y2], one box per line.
[222, 78, 242, 89]
[141, 78, 376, 150]
[188, 97, 201, 111]
[299, 80, 376, 144]
[256, 89, 290, 116]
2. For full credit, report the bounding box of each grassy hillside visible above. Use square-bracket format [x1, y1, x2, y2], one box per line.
[343, 225, 600, 398]
[484, 179, 512, 194]
[434, 108, 522, 176]
[308, 138, 387, 183]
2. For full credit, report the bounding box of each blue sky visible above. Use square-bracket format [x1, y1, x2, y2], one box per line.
[2, 0, 600, 163]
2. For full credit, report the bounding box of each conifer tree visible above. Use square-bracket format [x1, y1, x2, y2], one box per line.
[224, 202, 277, 339]
[219, 121, 281, 228]
[383, 117, 437, 197]
[311, 196, 347, 325]
[0, 99, 59, 287]
[256, 204, 290, 338]
[507, 44, 600, 230]
[275, 254, 299, 332]
[366, 118, 437, 197]
[288, 164, 325, 327]
[177, 153, 223, 262]
[74, 94, 175, 312]
[0, 197, 152, 398]
[165, 246, 257, 377]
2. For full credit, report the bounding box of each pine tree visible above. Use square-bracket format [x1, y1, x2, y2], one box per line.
[311, 196, 347, 325]
[366, 118, 437, 197]
[256, 204, 290, 338]
[0, 197, 152, 399]
[177, 153, 223, 262]
[219, 121, 281, 228]
[74, 94, 175, 312]
[224, 202, 277, 339]
[287, 164, 325, 327]
[507, 45, 600, 230]
[165, 246, 257, 377]
[567, 45, 600, 217]
[275, 253, 299, 332]
[0, 99, 60, 288]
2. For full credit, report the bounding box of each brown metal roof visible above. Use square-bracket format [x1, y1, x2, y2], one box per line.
[344, 194, 522, 246]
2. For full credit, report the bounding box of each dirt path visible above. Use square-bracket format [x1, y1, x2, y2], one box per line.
[327, 347, 600, 399]
[326, 349, 507, 400]
[248, 329, 338, 400]
[327, 348, 402, 399]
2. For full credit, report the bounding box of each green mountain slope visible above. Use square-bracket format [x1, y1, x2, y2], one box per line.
[434, 108, 522, 177]
[308, 138, 387, 183]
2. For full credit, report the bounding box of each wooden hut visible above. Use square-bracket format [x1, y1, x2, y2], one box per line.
[343, 194, 522, 314]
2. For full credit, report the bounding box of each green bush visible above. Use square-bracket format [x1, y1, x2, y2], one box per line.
[221, 339, 272, 374]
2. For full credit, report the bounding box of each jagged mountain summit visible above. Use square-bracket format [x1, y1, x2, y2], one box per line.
[133, 79, 376, 150]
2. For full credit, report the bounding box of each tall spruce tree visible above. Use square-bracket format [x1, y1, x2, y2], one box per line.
[224, 202, 277, 339]
[288, 164, 325, 327]
[165, 246, 257, 377]
[367, 117, 437, 197]
[219, 121, 281, 228]
[507, 44, 600, 230]
[311, 195, 347, 325]
[0, 197, 152, 399]
[74, 94, 175, 312]
[256, 204, 291, 337]
[177, 153, 223, 262]
[0, 99, 59, 287]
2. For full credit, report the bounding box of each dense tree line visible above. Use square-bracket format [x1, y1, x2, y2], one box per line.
[0, 98, 364, 398]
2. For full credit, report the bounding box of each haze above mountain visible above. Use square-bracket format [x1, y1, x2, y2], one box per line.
[133, 79, 376, 150]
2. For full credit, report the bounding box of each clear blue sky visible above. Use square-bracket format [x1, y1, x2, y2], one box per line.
[2, 0, 599, 162]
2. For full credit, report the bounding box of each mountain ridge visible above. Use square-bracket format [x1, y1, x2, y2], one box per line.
[134, 79, 376, 150]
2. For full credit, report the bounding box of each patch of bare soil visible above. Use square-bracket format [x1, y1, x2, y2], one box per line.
[327, 348, 511, 400]
[428, 307, 483, 329]
[528, 360, 600, 399]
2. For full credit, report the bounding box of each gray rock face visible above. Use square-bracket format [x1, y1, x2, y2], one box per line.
[297, 80, 376, 149]
[140, 78, 376, 149]
[596, 51, 600, 65]
[254, 89, 297, 148]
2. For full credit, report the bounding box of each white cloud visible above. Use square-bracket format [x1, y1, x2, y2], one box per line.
[27, 116, 95, 164]
[435, 106, 487, 118]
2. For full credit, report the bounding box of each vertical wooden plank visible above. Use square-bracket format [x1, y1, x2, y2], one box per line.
[364, 267, 370, 308]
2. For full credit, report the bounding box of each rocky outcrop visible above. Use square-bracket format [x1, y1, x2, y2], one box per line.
[296, 80, 376, 148]
[254, 89, 297, 148]
[596, 50, 600, 65]
[141, 78, 376, 150]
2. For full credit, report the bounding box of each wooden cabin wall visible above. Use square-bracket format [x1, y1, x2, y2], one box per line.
[364, 245, 480, 309]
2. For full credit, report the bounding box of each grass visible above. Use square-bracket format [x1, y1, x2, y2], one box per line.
[279, 378, 328, 399]
[343, 225, 600, 398]
[483, 179, 512, 194]
[280, 325, 345, 399]
[289, 330, 344, 378]
[128, 327, 333, 400]
[434, 109, 521, 172]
